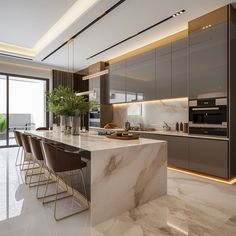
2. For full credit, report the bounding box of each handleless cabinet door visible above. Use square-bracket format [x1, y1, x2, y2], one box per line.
[109, 61, 126, 104]
[126, 50, 156, 101]
[189, 138, 228, 178]
[156, 44, 172, 99]
[172, 37, 188, 98]
[139, 133, 189, 169]
[189, 22, 227, 99]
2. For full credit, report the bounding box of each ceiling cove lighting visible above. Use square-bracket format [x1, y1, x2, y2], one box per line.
[82, 69, 109, 80]
[0, 42, 35, 58]
[33, 0, 100, 54]
[86, 9, 186, 59]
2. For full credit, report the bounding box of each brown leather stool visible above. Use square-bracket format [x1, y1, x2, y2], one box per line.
[14, 130, 24, 166]
[28, 136, 55, 194]
[40, 140, 89, 221]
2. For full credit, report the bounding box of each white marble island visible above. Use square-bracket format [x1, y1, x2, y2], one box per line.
[26, 131, 167, 226]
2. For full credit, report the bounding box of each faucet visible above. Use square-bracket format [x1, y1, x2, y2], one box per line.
[163, 121, 171, 131]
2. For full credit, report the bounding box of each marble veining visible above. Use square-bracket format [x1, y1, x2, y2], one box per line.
[1, 148, 236, 235]
[113, 98, 188, 130]
[26, 130, 164, 152]
[91, 142, 167, 225]
[23, 131, 167, 226]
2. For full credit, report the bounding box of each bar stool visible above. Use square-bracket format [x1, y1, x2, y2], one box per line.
[14, 130, 23, 166]
[28, 136, 55, 194]
[40, 140, 89, 221]
[20, 133, 40, 183]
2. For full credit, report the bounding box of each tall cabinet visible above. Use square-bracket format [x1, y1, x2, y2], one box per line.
[189, 7, 228, 99]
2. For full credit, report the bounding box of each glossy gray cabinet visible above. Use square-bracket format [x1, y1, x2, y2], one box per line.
[139, 133, 189, 169]
[189, 138, 228, 178]
[172, 37, 188, 98]
[109, 61, 126, 104]
[126, 50, 156, 101]
[189, 22, 228, 99]
[156, 44, 172, 99]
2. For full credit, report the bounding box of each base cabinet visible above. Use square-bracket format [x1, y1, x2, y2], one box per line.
[139, 134, 188, 169]
[189, 138, 228, 179]
[140, 133, 229, 179]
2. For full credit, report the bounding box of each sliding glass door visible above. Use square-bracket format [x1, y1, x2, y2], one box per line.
[0, 74, 48, 147]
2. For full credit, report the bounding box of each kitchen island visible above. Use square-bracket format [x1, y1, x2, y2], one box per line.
[26, 130, 167, 226]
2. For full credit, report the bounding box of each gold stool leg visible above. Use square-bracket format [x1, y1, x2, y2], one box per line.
[53, 170, 89, 221]
[15, 147, 21, 166]
[42, 172, 68, 203]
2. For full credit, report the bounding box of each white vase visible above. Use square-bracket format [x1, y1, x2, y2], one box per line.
[60, 116, 65, 132]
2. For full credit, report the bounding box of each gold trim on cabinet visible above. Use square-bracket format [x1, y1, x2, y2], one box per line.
[188, 5, 228, 34]
[108, 29, 188, 64]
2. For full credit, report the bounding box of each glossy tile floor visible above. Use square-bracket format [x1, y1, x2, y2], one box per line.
[0, 147, 236, 236]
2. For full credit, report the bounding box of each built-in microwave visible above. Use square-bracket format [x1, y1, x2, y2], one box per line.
[189, 98, 227, 136]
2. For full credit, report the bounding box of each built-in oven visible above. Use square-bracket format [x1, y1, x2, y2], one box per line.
[189, 98, 227, 136]
[89, 108, 100, 127]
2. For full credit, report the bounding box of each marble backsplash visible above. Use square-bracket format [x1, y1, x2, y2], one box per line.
[112, 98, 188, 130]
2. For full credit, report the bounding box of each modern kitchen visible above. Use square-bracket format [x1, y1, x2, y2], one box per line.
[1, 1, 236, 236]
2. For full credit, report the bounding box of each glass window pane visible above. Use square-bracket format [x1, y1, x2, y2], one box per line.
[8, 76, 47, 145]
[0, 75, 7, 147]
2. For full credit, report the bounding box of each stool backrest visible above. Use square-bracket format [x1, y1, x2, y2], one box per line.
[40, 141, 84, 173]
[20, 133, 31, 153]
[36, 127, 49, 131]
[28, 136, 44, 161]
[14, 130, 23, 147]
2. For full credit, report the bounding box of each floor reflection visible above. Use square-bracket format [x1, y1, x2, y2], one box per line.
[0, 148, 24, 221]
[0, 147, 236, 236]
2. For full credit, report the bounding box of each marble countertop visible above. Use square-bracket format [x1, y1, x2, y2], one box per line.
[25, 130, 166, 152]
[90, 127, 229, 141]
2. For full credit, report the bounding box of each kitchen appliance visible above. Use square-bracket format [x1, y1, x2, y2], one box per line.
[89, 108, 100, 127]
[189, 97, 227, 136]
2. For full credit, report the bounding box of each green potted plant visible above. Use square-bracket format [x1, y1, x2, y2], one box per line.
[47, 86, 98, 135]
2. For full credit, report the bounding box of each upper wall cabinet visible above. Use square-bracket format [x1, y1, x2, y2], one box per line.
[189, 6, 228, 99]
[172, 37, 188, 98]
[126, 50, 156, 102]
[109, 61, 126, 104]
[156, 44, 172, 99]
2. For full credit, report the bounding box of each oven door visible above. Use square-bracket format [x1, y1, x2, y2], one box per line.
[190, 106, 226, 124]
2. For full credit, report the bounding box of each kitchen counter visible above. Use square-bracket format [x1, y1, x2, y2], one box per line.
[90, 127, 229, 141]
[25, 130, 167, 226]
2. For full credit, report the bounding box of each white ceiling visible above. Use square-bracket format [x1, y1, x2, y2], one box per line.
[0, 0, 235, 71]
[0, 0, 77, 48]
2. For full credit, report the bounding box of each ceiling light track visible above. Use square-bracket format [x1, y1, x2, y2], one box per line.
[0, 53, 33, 61]
[86, 9, 186, 60]
[42, 0, 127, 62]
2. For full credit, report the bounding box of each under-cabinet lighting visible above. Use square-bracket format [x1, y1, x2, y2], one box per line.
[76, 90, 95, 96]
[82, 69, 109, 80]
[112, 97, 188, 107]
